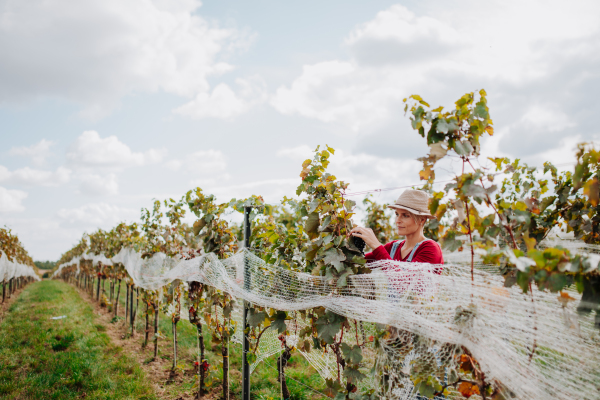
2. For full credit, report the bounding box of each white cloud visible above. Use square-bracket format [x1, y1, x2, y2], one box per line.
[276, 145, 314, 159]
[0, 186, 28, 212]
[526, 135, 583, 168]
[76, 173, 119, 196]
[270, 0, 600, 139]
[0, 165, 71, 187]
[520, 105, 576, 132]
[9, 139, 54, 166]
[56, 202, 137, 228]
[0, 0, 253, 119]
[174, 76, 267, 119]
[165, 149, 228, 175]
[66, 131, 166, 169]
[271, 60, 405, 131]
[165, 160, 183, 171]
[346, 5, 461, 66]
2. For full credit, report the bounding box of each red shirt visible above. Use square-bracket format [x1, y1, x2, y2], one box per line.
[366, 240, 444, 265]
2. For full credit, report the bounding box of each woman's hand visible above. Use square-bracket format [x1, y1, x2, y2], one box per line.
[350, 226, 382, 250]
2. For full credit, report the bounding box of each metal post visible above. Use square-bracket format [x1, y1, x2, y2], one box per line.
[241, 206, 251, 400]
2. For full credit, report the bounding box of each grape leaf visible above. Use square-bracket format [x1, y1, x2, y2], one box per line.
[341, 343, 363, 364]
[304, 212, 320, 234]
[343, 366, 366, 383]
[248, 309, 268, 328]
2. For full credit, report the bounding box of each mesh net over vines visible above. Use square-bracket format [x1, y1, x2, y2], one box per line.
[53, 244, 600, 400]
[1, 251, 40, 282]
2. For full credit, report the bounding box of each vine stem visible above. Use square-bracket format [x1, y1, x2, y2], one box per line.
[464, 200, 475, 283]
[253, 324, 272, 354]
[461, 157, 475, 284]
[527, 282, 538, 364]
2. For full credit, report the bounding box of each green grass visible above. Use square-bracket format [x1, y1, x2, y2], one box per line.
[149, 310, 328, 400]
[106, 279, 329, 399]
[0, 280, 157, 400]
[0, 278, 329, 400]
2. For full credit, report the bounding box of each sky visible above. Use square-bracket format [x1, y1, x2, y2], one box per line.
[1, 0, 599, 260]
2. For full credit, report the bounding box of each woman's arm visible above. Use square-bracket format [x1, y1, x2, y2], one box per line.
[365, 241, 396, 261]
[350, 226, 394, 262]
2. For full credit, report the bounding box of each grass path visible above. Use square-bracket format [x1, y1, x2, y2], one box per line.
[0, 280, 157, 400]
[0, 279, 329, 400]
[90, 279, 329, 400]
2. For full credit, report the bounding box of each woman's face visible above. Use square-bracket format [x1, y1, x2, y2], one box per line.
[395, 210, 422, 236]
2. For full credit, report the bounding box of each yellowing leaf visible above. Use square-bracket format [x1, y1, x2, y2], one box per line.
[524, 235, 536, 251]
[435, 203, 447, 220]
[429, 143, 448, 160]
[583, 178, 599, 206]
[557, 291, 576, 307]
[458, 382, 480, 398]
[514, 201, 527, 211]
[300, 168, 310, 180]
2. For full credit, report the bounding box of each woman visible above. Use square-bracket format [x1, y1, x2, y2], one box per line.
[351, 189, 443, 267]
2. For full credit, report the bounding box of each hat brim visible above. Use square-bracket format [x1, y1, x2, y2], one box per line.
[387, 204, 434, 218]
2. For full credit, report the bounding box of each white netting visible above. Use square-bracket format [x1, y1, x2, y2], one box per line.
[54, 246, 600, 400]
[0, 251, 40, 282]
[52, 252, 114, 279]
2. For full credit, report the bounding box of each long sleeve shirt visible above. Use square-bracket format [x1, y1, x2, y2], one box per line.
[365, 240, 444, 272]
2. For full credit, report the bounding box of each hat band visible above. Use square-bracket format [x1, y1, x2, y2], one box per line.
[394, 203, 429, 214]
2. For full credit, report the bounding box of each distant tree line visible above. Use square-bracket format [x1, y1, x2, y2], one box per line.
[34, 261, 56, 270]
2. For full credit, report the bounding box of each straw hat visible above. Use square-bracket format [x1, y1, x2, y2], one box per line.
[387, 189, 433, 217]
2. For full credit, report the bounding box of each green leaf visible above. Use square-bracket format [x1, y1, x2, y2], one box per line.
[270, 311, 288, 334]
[343, 366, 366, 383]
[324, 247, 346, 268]
[324, 379, 343, 398]
[547, 273, 568, 293]
[318, 215, 332, 232]
[441, 231, 462, 252]
[316, 318, 341, 344]
[473, 101, 489, 119]
[436, 119, 450, 134]
[454, 140, 474, 156]
[462, 183, 486, 198]
[344, 199, 356, 210]
[305, 245, 319, 262]
[248, 309, 268, 328]
[193, 219, 206, 236]
[337, 269, 353, 287]
[308, 199, 319, 213]
[415, 381, 436, 399]
[351, 255, 366, 265]
[341, 343, 363, 364]
[304, 212, 320, 234]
